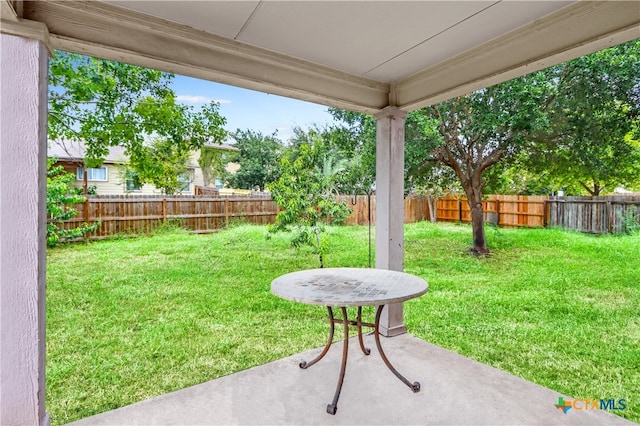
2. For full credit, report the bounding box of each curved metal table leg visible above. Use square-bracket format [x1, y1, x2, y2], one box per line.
[374, 305, 421, 393]
[326, 307, 350, 415]
[356, 306, 371, 356]
[300, 306, 335, 369]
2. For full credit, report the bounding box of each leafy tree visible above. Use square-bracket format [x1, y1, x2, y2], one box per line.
[286, 125, 370, 196]
[528, 40, 640, 195]
[198, 146, 226, 187]
[226, 129, 283, 191]
[328, 108, 458, 222]
[423, 73, 552, 253]
[403, 111, 458, 221]
[46, 158, 99, 246]
[120, 168, 143, 193]
[323, 42, 640, 254]
[455, 43, 640, 197]
[48, 51, 227, 192]
[480, 160, 557, 195]
[325, 110, 377, 195]
[267, 136, 351, 268]
[126, 137, 193, 195]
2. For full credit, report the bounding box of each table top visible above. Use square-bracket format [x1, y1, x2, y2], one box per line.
[271, 267, 428, 307]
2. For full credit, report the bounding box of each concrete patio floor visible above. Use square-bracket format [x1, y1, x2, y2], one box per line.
[69, 334, 634, 425]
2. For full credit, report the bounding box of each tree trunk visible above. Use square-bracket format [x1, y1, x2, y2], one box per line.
[593, 182, 602, 196]
[426, 195, 437, 223]
[465, 187, 489, 254]
[83, 167, 88, 196]
[314, 226, 324, 268]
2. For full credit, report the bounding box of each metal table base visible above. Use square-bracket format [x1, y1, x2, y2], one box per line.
[299, 305, 420, 415]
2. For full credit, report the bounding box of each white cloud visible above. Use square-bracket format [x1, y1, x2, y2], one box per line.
[176, 95, 231, 105]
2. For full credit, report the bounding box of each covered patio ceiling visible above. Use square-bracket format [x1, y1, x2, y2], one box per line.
[5, 1, 640, 114]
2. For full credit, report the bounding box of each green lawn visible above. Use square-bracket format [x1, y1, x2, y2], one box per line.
[46, 223, 640, 424]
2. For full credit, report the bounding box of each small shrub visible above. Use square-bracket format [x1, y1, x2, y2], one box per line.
[47, 158, 99, 247]
[619, 206, 640, 234]
[267, 139, 351, 268]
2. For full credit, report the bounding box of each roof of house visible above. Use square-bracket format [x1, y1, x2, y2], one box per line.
[204, 142, 239, 152]
[48, 140, 128, 164]
[48, 140, 238, 164]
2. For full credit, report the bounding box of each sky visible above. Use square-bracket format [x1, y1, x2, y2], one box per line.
[171, 74, 336, 143]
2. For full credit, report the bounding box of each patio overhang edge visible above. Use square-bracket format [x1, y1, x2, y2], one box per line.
[20, 0, 389, 115]
[393, 1, 640, 111]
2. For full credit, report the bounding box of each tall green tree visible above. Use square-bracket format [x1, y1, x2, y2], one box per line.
[226, 129, 283, 191]
[126, 137, 193, 195]
[325, 110, 377, 195]
[328, 108, 448, 197]
[528, 40, 640, 195]
[267, 136, 351, 268]
[48, 51, 227, 192]
[198, 146, 227, 187]
[423, 73, 552, 253]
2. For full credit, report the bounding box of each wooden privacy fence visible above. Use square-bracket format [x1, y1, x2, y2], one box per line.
[58, 194, 640, 240]
[437, 195, 548, 228]
[60, 195, 279, 240]
[546, 195, 640, 234]
[437, 194, 640, 233]
[337, 195, 430, 226]
[60, 194, 432, 240]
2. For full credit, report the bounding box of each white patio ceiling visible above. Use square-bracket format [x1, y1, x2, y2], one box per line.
[6, 1, 640, 113]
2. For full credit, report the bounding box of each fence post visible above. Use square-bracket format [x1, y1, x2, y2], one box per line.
[162, 198, 167, 223]
[224, 198, 230, 228]
[458, 198, 462, 222]
[83, 198, 89, 221]
[495, 198, 501, 227]
[606, 200, 614, 234]
[83, 198, 90, 240]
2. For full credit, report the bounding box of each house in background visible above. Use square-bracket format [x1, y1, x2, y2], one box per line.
[48, 140, 238, 195]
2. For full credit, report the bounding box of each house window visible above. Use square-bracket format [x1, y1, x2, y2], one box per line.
[124, 172, 142, 192]
[178, 173, 191, 193]
[77, 167, 107, 181]
[214, 178, 223, 189]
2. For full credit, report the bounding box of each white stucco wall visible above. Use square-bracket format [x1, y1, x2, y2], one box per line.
[0, 34, 49, 426]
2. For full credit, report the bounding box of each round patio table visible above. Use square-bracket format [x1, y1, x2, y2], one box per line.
[271, 267, 428, 415]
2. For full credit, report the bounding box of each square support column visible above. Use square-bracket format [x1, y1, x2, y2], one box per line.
[374, 106, 407, 337]
[0, 34, 50, 426]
